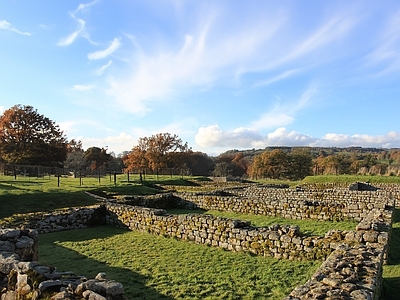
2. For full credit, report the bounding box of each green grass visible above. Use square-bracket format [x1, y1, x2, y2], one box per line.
[381, 208, 400, 299]
[0, 174, 164, 219]
[302, 174, 400, 184]
[3, 173, 400, 298]
[39, 226, 319, 300]
[167, 209, 357, 236]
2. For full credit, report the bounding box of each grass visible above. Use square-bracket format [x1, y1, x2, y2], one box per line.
[0, 174, 165, 219]
[2, 173, 400, 298]
[302, 174, 400, 184]
[381, 208, 400, 299]
[39, 226, 320, 300]
[167, 209, 357, 236]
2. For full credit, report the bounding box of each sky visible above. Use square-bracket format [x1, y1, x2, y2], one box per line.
[1, 0, 400, 156]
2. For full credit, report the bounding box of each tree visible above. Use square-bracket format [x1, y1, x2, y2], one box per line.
[123, 138, 150, 178]
[287, 148, 312, 180]
[248, 149, 288, 180]
[64, 139, 86, 176]
[186, 152, 214, 176]
[123, 133, 191, 179]
[84, 147, 111, 172]
[0, 105, 67, 167]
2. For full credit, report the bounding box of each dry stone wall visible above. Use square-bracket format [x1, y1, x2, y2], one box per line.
[106, 203, 343, 261]
[0, 206, 106, 233]
[0, 184, 396, 299]
[106, 185, 396, 300]
[0, 228, 125, 300]
[173, 186, 397, 222]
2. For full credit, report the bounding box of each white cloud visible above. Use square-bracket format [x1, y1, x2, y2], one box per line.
[88, 38, 121, 60]
[0, 106, 4, 114]
[363, 9, 400, 76]
[105, 3, 355, 116]
[315, 131, 400, 148]
[251, 85, 316, 130]
[80, 132, 136, 154]
[0, 20, 31, 36]
[195, 125, 315, 150]
[58, 1, 99, 46]
[58, 18, 85, 46]
[254, 69, 300, 87]
[106, 11, 285, 114]
[195, 124, 400, 153]
[76, 0, 99, 14]
[73, 84, 95, 91]
[96, 60, 112, 75]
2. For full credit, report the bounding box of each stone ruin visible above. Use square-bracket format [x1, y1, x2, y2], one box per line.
[0, 228, 125, 300]
[0, 183, 398, 299]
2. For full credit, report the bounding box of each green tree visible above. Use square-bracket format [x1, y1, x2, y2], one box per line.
[287, 148, 312, 180]
[64, 139, 86, 176]
[84, 147, 111, 172]
[0, 104, 67, 167]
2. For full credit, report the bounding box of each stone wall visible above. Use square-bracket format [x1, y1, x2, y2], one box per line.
[0, 206, 106, 233]
[113, 186, 396, 222]
[0, 228, 125, 299]
[0, 185, 396, 299]
[105, 185, 396, 300]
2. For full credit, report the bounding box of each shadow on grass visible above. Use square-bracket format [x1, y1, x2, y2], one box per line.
[380, 277, 400, 300]
[39, 226, 173, 300]
[0, 190, 99, 219]
[380, 208, 400, 299]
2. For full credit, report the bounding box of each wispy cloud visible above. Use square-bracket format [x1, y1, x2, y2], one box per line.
[88, 38, 121, 60]
[96, 60, 112, 75]
[105, 3, 358, 116]
[106, 10, 285, 114]
[363, 9, 400, 76]
[251, 85, 316, 130]
[0, 20, 31, 36]
[58, 18, 85, 46]
[254, 69, 300, 87]
[73, 84, 95, 91]
[76, 0, 99, 14]
[58, 1, 98, 46]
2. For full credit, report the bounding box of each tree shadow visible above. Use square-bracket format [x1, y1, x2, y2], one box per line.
[380, 277, 400, 300]
[0, 190, 99, 219]
[386, 208, 400, 265]
[39, 226, 174, 300]
[380, 208, 400, 299]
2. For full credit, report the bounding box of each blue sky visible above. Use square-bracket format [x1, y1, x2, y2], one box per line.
[1, 0, 400, 155]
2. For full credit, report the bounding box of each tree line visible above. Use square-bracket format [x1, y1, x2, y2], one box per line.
[1, 105, 399, 180]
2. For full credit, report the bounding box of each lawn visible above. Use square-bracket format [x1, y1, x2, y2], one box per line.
[39, 226, 320, 300]
[2, 174, 400, 299]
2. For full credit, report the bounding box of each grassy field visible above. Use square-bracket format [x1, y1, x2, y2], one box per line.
[302, 174, 400, 184]
[2, 173, 400, 298]
[38, 226, 319, 300]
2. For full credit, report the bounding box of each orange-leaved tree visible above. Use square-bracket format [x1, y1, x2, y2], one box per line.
[124, 133, 191, 179]
[0, 104, 68, 167]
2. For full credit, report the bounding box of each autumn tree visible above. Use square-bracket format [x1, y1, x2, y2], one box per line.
[248, 149, 288, 179]
[248, 148, 311, 180]
[212, 151, 250, 178]
[123, 138, 149, 177]
[123, 133, 191, 179]
[0, 105, 68, 167]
